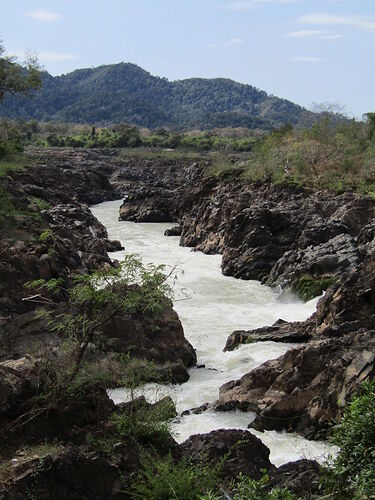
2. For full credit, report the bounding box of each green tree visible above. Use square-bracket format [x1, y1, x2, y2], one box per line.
[26, 254, 171, 381]
[0, 41, 41, 102]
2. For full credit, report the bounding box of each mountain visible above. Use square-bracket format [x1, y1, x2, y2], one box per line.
[0, 62, 309, 129]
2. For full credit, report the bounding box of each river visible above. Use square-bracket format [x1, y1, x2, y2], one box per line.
[91, 199, 336, 467]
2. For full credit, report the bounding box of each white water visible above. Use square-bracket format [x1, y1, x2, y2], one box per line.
[91, 200, 336, 466]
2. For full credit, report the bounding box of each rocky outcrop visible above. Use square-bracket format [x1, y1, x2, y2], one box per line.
[117, 158, 206, 223]
[181, 430, 322, 497]
[1, 148, 196, 388]
[101, 303, 196, 383]
[0, 447, 123, 500]
[119, 168, 375, 290]
[218, 253, 375, 437]
[119, 189, 176, 222]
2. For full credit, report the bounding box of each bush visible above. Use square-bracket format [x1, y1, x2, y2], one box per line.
[329, 382, 375, 498]
[112, 396, 176, 447]
[130, 453, 221, 500]
[26, 255, 172, 384]
[202, 473, 297, 500]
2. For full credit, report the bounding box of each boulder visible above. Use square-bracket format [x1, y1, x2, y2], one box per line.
[181, 429, 273, 480]
[269, 459, 322, 497]
[101, 302, 196, 383]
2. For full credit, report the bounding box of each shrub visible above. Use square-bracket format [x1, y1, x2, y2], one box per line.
[29, 196, 51, 211]
[130, 453, 221, 500]
[202, 473, 297, 500]
[329, 382, 375, 498]
[292, 274, 336, 301]
[112, 396, 176, 447]
[26, 255, 172, 382]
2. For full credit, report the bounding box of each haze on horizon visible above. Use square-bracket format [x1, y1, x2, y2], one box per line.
[1, 0, 374, 118]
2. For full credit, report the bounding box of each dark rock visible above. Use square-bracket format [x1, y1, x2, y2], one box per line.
[0, 357, 40, 422]
[1, 447, 128, 500]
[181, 402, 210, 416]
[224, 319, 311, 351]
[268, 233, 360, 289]
[120, 172, 374, 287]
[218, 254, 375, 437]
[101, 302, 196, 383]
[164, 226, 181, 237]
[269, 459, 322, 497]
[104, 239, 124, 252]
[181, 429, 273, 480]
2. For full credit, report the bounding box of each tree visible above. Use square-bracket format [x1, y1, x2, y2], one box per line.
[0, 41, 41, 102]
[25, 254, 171, 381]
[365, 112, 375, 140]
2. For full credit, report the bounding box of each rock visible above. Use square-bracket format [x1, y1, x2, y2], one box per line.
[164, 225, 181, 237]
[1, 447, 128, 500]
[224, 319, 311, 351]
[268, 233, 360, 289]
[104, 239, 124, 252]
[181, 429, 273, 480]
[218, 255, 375, 437]
[218, 332, 375, 438]
[269, 459, 321, 497]
[101, 301, 196, 383]
[0, 357, 40, 422]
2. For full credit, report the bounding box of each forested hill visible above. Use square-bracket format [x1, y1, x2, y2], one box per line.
[0, 62, 309, 129]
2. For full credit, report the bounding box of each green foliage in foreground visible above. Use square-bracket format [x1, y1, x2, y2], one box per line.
[204, 473, 298, 500]
[292, 274, 337, 302]
[326, 382, 375, 499]
[130, 453, 222, 500]
[112, 396, 176, 447]
[131, 459, 297, 500]
[26, 255, 172, 384]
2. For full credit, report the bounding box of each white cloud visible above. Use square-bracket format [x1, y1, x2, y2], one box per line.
[25, 9, 61, 22]
[286, 30, 326, 37]
[318, 34, 343, 40]
[285, 30, 343, 40]
[291, 56, 325, 62]
[299, 13, 375, 31]
[208, 38, 244, 48]
[223, 0, 300, 10]
[224, 38, 244, 46]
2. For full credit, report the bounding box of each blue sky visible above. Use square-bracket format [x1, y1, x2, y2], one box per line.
[1, 0, 374, 117]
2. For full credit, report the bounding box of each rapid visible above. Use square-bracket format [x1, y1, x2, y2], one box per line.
[91, 200, 336, 467]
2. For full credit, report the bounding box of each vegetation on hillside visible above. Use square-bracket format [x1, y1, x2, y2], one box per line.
[0, 62, 311, 129]
[206, 113, 375, 193]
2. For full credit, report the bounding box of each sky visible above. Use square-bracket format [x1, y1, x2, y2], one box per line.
[1, 0, 374, 117]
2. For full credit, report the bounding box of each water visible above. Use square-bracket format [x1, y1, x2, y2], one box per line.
[91, 200, 336, 466]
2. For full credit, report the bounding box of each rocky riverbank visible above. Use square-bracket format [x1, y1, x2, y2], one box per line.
[118, 155, 375, 439]
[1, 147, 374, 497]
[1, 148, 195, 377]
